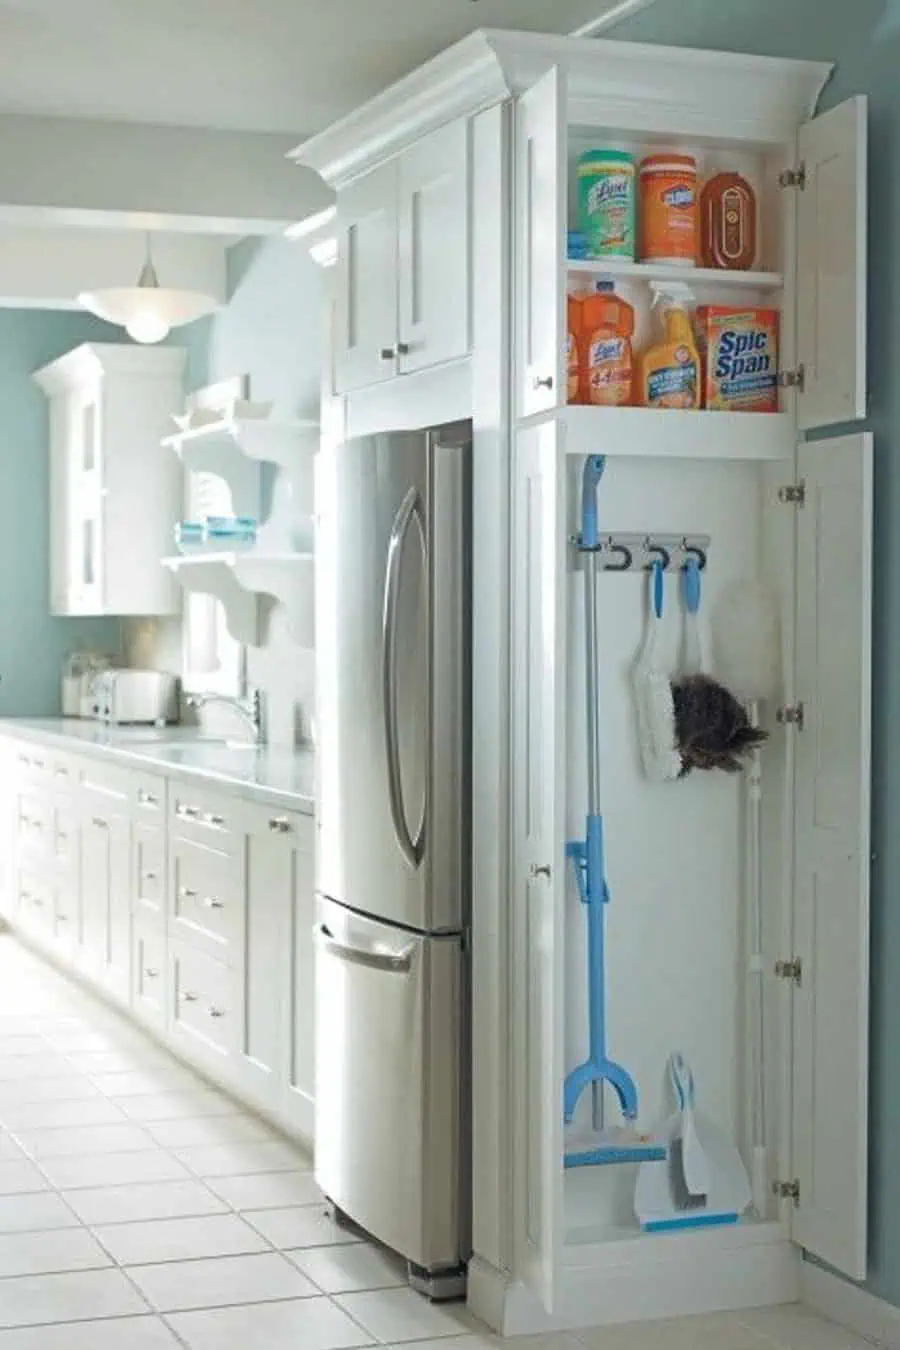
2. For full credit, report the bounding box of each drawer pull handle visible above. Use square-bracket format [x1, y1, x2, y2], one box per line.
[177, 804, 200, 820]
[208, 1007, 225, 1019]
[92, 817, 108, 829]
[380, 346, 397, 360]
[180, 991, 198, 1003]
[532, 375, 554, 391]
[145, 967, 159, 979]
[180, 887, 198, 899]
[143, 871, 158, 883]
[268, 817, 291, 834]
[206, 813, 226, 828]
[202, 896, 224, 910]
[139, 791, 160, 807]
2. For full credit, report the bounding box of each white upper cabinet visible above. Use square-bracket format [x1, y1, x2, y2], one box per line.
[335, 161, 399, 393]
[34, 344, 185, 617]
[516, 67, 566, 419]
[796, 97, 868, 430]
[791, 433, 872, 1279]
[333, 122, 471, 395]
[397, 119, 471, 376]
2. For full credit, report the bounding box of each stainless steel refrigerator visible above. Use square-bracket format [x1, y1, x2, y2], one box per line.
[314, 423, 471, 1300]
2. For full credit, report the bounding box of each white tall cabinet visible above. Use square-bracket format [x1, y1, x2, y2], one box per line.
[293, 29, 872, 1336]
[34, 343, 185, 617]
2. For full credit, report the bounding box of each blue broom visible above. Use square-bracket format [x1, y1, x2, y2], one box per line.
[564, 456, 666, 1170]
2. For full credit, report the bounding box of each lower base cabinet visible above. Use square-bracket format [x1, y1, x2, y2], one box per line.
[0, 737, 316, 1146]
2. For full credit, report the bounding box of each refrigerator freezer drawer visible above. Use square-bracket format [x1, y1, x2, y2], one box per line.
[314, 897, 465, 1272]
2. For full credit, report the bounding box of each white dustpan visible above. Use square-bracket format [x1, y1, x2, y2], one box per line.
[635, 1055, 751, 1233]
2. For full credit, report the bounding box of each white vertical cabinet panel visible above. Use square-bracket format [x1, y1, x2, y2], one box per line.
[791, 433, 872, 1280]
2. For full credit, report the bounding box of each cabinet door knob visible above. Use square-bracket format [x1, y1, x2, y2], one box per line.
[397, 341, 411, 355]
[143, 871, 158, 883]
[532, 375, 554, 391]
[92, 817, 108, 829]
[380, 346, 397, 360]
[529, 863, 552, 879]
[202, 896, 224, 910]
[180, 887, 198, 900]
[177, 804, 200, 820]
[180, 990, 198, 1003]
[139, 791, 159, 807]
[208, 1006, 225, 1019]
[268, 817, 291, 834]
[145, 967, 159, 979]
[206, 813, 225, 828]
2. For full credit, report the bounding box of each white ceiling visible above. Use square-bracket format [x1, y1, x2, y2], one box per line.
[0, 0, 622, 135]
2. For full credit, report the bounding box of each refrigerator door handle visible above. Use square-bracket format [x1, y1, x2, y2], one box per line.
[315, 923, 416, 974]
[381, 484, 426, 870]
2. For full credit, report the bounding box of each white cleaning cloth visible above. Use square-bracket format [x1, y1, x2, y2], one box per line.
[633, 576, 682, 782]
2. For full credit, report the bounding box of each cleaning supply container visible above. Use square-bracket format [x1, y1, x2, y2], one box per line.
[581, 284, 635, 406]
[577, 150, 636, 260]
[567, 294, 584, 403]
[638, 283, 701, 409]
[639, 153, 698, 265]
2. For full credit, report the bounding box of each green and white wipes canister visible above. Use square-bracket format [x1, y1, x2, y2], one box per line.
[577, 149, 635, 260]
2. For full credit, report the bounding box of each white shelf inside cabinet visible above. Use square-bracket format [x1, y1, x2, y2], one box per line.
[163, 552, 315, 647]
[567, 260, 784, 291]
[560, 405, 794, 461]
[162, 417, 319, 516]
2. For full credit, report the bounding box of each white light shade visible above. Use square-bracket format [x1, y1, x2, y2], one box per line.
[79, 285, 219, 342]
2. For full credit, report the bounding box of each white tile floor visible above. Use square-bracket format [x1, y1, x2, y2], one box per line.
[0, 931, 877, 1350]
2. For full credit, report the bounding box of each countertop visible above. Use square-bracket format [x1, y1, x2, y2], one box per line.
[0, 719, 316, 814]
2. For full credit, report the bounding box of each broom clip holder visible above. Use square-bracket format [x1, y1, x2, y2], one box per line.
[570, 531, 711, 573]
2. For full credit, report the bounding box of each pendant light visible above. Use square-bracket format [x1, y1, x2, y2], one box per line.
[78, 235, 220, 344]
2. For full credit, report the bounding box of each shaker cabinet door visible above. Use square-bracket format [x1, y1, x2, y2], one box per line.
[516, 65, 566, 418]
[397, 119, 471, 375]
[796, 96, 867, 430]
[791, 433, 872, 1280]
[335, 162, 399, 394]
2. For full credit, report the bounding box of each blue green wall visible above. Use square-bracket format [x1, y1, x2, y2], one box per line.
[607, 0, 899, 1303]
[0, 310, 123, 716]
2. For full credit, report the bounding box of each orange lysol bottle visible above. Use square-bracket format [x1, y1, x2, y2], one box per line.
[567, 294, 583, 403]
[581, 282, 635, 406]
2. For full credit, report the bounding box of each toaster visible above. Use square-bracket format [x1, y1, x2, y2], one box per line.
[87, 670, 180, 725]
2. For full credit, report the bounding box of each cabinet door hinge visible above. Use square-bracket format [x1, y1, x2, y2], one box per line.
[777, 481, 806, 506]
[776, 703, 805, 730]
[777, 365, 805, 393]
[774, 957, 803, 986]
[778, 165, 806, 190]
[773, 1178, 800, 1204]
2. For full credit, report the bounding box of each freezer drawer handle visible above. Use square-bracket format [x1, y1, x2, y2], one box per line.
[381, 484, 427, 871]
[315, 923, 415, 975]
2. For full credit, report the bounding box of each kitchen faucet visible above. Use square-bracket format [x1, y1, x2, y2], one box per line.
[186, 688, 264, 744]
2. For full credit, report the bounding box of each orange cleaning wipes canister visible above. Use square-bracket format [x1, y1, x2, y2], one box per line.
[695, 306, 779, 412]
[639, 154, 698, 265]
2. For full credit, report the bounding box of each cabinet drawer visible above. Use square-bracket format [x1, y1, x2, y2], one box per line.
[170, 940, 235, 1058]
[133, 923, 166, 1028]
[170, 786, 239, 845]
[79, 761, 131, 802]
[16, 870, 53, 934]
[132, 773, 166, 817]
[133, 823, 165, 922]
[15, 791, 53, 862]
[171, 837, 240, 958]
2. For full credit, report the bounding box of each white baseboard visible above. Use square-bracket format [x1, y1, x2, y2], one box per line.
[801, 1262, 900, 1347]
[500, 1235, 799, 1335]
[467, 1254, 512, 1334]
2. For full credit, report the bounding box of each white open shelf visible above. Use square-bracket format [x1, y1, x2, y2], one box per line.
[567, 259, 784, 291]
[559, 404, 794, 461]
[163, 416, 319, 518]
[163, 551, 314, 647]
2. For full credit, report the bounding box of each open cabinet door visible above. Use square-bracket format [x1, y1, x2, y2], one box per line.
[516, 66, 566, 419]
[511, 421, 566, 1311]
[791, 433, 872, 1280]
[796, 96, 867, 431]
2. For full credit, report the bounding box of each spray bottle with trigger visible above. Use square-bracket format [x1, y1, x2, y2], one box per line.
[638, 281, 700, 410]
